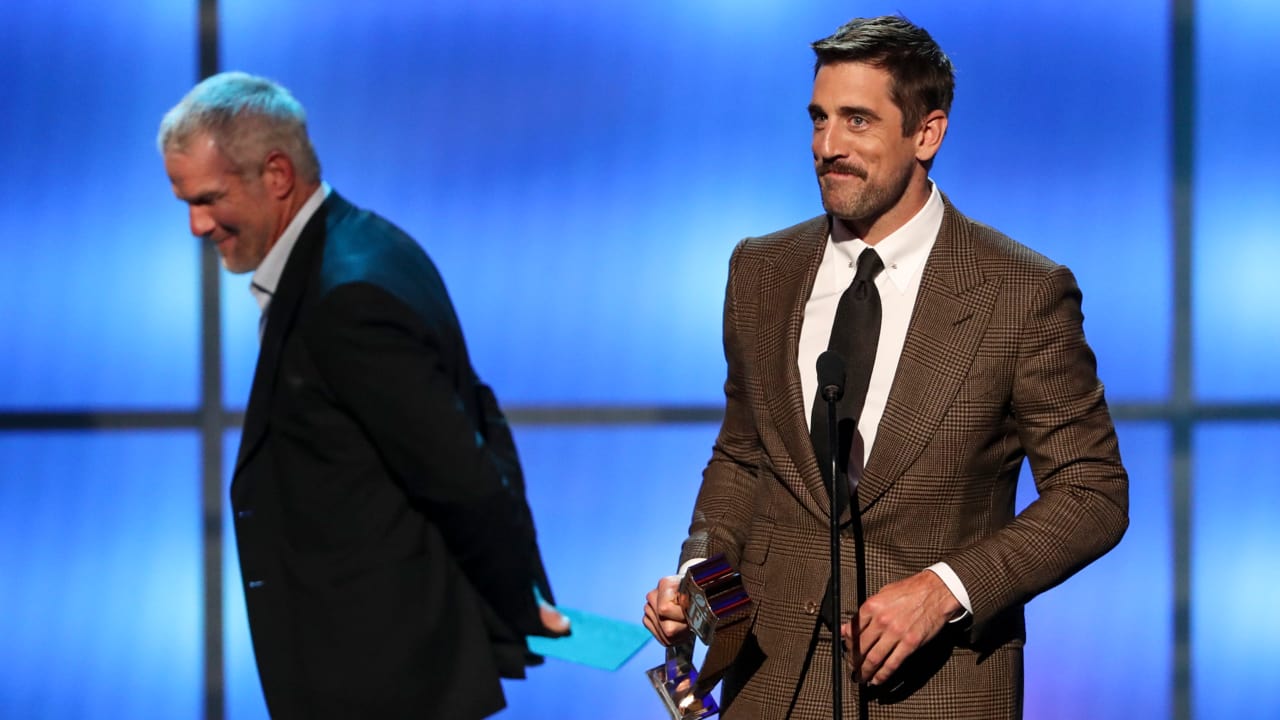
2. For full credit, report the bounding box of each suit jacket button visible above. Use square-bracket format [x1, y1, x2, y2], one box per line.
[235, 509, 254, 519]
[804, 601, 819, 615]
[247, 580, 265, 589]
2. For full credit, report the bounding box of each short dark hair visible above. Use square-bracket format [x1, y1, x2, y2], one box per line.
[811, 16, 955, 136]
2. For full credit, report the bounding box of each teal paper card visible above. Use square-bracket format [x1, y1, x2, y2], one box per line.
[527, 607, 653, 671]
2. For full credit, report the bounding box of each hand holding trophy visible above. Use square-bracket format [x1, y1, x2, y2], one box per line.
[645, 554, 752, 719]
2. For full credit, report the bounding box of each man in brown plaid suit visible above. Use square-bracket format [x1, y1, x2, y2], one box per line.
[643, 15, 1128, 720]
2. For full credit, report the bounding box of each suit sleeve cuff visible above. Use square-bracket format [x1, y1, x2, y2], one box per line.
[927, 562, 973, 622]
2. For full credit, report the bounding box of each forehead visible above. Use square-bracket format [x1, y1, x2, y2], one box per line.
[164, 134, 237, 192]
[811, 61, 896, 108]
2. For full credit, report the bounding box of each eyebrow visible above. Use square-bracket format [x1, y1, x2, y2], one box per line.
[835, 104, 882, 122]
[807, 103, 884, 123]
[179, 188, 225, 205]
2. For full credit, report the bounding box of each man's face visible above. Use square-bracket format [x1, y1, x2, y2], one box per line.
[164, 133, 278, 274]
[809, 61, 923, 228]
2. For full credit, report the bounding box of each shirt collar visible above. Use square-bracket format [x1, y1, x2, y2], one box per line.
[829, 181, 944, 295]
[250, 182, 331, 312]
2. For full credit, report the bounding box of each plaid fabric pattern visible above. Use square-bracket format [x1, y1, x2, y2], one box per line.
[681, 199, 1128, 719]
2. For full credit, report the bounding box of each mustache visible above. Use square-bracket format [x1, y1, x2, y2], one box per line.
[817, 161, 868, 180]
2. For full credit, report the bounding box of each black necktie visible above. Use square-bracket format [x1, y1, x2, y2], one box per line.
[811, 246, 883, 633]
[810, 247, 884, 513]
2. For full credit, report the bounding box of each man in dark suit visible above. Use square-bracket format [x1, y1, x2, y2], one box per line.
[644, 16, 1128, 719]
[159, 71, 567, 719]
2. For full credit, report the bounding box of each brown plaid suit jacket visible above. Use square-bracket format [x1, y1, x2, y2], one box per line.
[680, 199, 1129, 719]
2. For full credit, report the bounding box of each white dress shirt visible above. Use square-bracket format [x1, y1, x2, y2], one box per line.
[797, 182, 971, 617]
[250, 182, 332, 317]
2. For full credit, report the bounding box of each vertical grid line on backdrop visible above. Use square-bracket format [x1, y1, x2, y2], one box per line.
[1170, 0, 1196, 717]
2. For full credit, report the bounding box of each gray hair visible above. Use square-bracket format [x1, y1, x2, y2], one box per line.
[157, 71, 321, 184]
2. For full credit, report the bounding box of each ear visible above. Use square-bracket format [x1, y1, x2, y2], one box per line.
[914, 109, 948, 164]
[259, 150, 296, 200]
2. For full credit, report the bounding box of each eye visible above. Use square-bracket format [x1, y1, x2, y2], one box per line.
[849, 115, 868, 128]
[810, 112, 828, 130]
[190, 190, 224, 207]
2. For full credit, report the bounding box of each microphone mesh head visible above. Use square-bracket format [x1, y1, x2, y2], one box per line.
[817, 351, 845, 400]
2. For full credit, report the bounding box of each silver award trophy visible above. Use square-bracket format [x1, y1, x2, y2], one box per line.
[646, 554, 752, 719]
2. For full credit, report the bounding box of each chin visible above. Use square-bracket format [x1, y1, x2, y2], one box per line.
[219, 255, 252, 274]
[821, 196, 858, 218]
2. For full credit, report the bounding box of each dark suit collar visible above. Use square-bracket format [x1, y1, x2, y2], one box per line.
[250, 183, 331, 303]
[233, 191, 351, 491]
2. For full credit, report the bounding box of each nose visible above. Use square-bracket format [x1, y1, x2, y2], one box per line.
[814, 124, 840, 164]
[188, 206, 215, 239]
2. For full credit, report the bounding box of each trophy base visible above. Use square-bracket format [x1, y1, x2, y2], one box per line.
[645, 662, 721, 719]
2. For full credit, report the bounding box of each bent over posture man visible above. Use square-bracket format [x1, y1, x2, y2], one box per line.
[644, 16, 1127, 720]
[160, 72, 567, 719]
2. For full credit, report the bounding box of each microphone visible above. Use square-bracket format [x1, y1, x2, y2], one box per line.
[817, 350, 845, 403]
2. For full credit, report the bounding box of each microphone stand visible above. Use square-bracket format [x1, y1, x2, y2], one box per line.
[851, 448, 869, 720]
[823, 388, 843, 720]
[816, 350, 846, 720]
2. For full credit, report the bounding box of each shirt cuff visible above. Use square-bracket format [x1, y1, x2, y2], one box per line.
[678, 557, 707, 578]
[926, 562, 973, 622]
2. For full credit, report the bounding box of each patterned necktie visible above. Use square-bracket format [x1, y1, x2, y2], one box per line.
[809, 247, 884, 513]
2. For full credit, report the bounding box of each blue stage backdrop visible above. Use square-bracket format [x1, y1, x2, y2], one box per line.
[1, 1, 1278, 719]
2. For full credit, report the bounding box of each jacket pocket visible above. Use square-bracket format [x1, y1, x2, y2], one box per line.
[738, 518, 773, 596]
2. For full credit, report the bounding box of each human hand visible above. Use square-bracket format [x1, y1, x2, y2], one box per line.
[538, 600, 572, 637]
[643, 575, 692, 646]
[840, 570, 961, 685]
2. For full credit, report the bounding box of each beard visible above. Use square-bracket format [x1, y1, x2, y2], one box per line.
[816, 157, 914, 225]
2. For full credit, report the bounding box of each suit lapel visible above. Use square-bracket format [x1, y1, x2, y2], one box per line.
[757, 217, 832, 519]
[232, 195, 339, 498]
[858, 200, 1002, 511]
